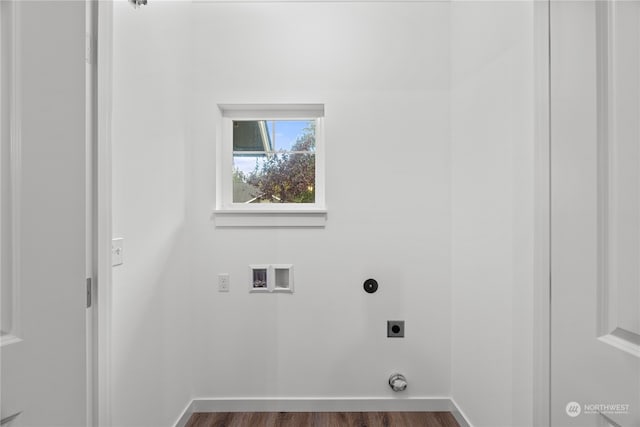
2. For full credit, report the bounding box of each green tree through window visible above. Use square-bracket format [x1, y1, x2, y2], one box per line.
[233, 121, 315, 203]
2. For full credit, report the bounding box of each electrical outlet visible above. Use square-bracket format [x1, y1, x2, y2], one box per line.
[218, 273, 230, 292]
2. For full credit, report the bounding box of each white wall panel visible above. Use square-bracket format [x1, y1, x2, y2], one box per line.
[450, 2, 535, 426]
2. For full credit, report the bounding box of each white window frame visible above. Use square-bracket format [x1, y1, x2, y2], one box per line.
[214, 104, 326, 227]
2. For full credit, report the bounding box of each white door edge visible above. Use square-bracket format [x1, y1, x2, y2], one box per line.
[96, 1, 114, 426]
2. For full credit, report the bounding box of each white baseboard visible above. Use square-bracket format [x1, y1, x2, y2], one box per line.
[173, 400, 195, 427]
[174, 397, 472, 427]
[450, 398, 473, 427]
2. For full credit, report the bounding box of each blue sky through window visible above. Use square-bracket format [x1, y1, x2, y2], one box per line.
[233, 120, 313, 175]
[267, 120, 309, 151]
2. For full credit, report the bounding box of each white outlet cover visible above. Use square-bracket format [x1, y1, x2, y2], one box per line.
[218, 273, 230, 292]
[112, 238, 124, 267]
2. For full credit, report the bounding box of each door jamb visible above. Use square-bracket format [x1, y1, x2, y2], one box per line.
[96, 1, 113, 426]
[533, 1, 551, 426]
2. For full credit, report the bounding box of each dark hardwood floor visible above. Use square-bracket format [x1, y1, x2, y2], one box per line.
[185, 412, 460, 427]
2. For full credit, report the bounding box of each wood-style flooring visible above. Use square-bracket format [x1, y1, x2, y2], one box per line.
[185, 412, 460, 427]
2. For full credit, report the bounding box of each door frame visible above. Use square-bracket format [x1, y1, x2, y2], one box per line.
[0, 0, 23, 350]
[533, 1, 551, 426]
[96, 1, 113, 426]
[91, 2, 554, 426]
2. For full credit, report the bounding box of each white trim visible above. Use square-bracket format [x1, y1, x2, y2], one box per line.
[9, 0, 21, 345]
[450, 398, 473, 427]
[594, 0, 640, 360]
[0, 0, 4, 340]
[598, 330, 640, 358]
[1, 0, 23, 348]
[0, 334, 21, 347]
[533, 1, 551, 426]
[215, 205, 327, 213]
[213, 210, 327, 228]
[215, 209, 327, 214]
[216, 104, 326, 224]
[85, 0, 98, 425]
[218, 104, 324, 118]
[596, 0, 613, 345]
[188, 397, 456, 414]
[173, 400, 195, 427]
[96, 1, 113, 426]
[314, 117, 326, 210]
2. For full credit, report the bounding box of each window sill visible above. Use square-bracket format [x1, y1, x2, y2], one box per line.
[212, 209, 327, 228]
[1, 334, 22, 347]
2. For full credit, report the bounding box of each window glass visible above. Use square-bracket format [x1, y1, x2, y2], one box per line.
[232, 120, 316, 204]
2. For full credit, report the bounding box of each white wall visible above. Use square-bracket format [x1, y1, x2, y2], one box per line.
[188, 1, 452, 400]
[111, 2, 193, 426]
[109, 1, 540, 425]
[450, 2, 535, 426]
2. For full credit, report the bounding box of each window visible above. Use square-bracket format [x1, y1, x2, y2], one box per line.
[232, 119, 316, 204]
[215, 105, 326, 227]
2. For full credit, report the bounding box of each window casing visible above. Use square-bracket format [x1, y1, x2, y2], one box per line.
[215, 104, 326, 227]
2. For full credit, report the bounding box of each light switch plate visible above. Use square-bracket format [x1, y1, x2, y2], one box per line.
[112, 238, 124, 266]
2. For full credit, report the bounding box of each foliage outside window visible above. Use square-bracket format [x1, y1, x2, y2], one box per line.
[232, 120, 316, 204]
